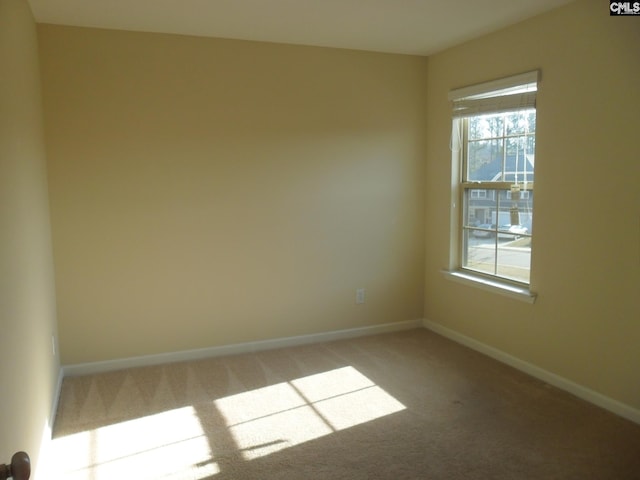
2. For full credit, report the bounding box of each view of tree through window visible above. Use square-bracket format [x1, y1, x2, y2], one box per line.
[467, 111, 535, 182]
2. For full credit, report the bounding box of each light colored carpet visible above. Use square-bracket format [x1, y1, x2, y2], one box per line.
[52, 329, 640, 479]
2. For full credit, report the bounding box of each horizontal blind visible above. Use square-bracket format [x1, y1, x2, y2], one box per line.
[449, 71, 539, 118]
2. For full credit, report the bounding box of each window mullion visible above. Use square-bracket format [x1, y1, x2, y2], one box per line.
[501, 118, 507, 182]
[494, 193, 500, 276]
[462, 181, 512, 190]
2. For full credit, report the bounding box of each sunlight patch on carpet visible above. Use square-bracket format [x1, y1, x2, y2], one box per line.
[52, 406, 217, 480]
[215, 366, 406, 460]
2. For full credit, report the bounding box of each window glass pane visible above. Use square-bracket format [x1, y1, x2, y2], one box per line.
[506, 136, 527, 159]
[525, 135, 535, 156]
[497, 241, 531, 283]
[525, 110, 536, 133]
[463, 228, 496, 277]
[464, 188, 497, 228]
[467, 139, 504, 181]
[468, 113, 504, 141]
[506, 110, 535, 135]
[504, 189, 534, 234]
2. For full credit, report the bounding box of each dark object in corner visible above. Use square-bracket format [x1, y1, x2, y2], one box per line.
[0, 452, 30, 480]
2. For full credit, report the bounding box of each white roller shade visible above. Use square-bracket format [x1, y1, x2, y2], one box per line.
[449, 71, 539, 118]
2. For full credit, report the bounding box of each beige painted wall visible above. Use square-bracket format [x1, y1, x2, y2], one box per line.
[39, 25, 428, 365]
[0, 0, 59, 475]
[425, 0, 640, 409]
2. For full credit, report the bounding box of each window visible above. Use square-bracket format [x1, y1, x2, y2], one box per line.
[449, 71, 538, 286]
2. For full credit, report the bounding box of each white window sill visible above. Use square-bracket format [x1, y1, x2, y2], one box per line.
[442, 270, 537, 304]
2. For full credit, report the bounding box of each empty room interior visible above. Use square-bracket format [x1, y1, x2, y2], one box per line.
[1, 0, 639, 478]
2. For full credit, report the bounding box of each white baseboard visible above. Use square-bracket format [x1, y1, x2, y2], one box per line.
[423, 319, 640, 425]
[63, 319, 423, 377]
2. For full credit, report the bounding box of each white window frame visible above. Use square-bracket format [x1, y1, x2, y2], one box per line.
[444, 71, 539, 303]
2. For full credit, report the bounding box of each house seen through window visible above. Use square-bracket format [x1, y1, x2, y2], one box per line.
[449, 71, 538, 285]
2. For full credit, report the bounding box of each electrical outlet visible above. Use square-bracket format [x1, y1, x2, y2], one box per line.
[356, 288, 365, 304]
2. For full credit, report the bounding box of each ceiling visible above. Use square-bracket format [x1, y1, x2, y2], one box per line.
[28, 0, 573, 56]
